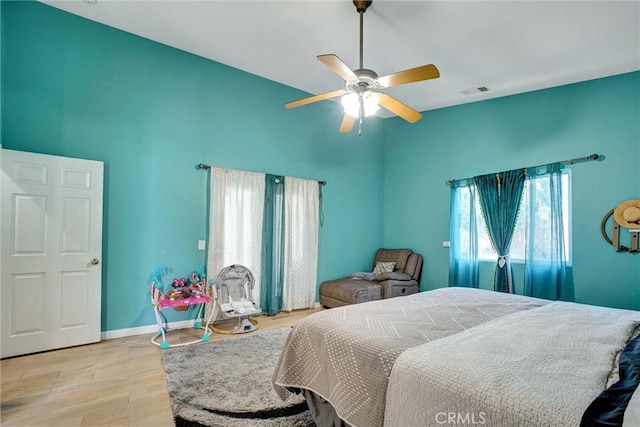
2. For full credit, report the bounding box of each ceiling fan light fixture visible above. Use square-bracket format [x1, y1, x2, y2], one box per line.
[284, 0, 440, 134]
[341, 91, 380, 118]
[363, 91, 380, 116]
[341, 92, 360, 118]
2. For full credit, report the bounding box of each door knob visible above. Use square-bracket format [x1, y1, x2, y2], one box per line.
[91, 258, 100, 265]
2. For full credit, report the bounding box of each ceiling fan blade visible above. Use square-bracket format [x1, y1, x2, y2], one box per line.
[339, 114, 356, 133]
[377, 64, 440, 88]
[378, 93, 423, 123]
[317, 54, 358, 82]
[285, 89, 345, 109]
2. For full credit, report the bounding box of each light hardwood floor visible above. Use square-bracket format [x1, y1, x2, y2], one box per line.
[1, 308, 322, 426]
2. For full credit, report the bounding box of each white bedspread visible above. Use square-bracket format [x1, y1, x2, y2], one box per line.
[384, 301, 640, 427]
[273, 288, 548, 427]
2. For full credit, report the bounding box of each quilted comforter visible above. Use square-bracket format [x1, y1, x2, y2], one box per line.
[272, 287, 548, 427]
[384, 300, 640, 426]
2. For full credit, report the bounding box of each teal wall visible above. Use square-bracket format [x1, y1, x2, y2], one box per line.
[383, 72, 640, 310]
[1, 3, 638, 334]
[1, 2, 385, 331]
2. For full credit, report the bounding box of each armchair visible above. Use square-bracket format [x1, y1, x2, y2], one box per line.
[319, 248, 423, 308]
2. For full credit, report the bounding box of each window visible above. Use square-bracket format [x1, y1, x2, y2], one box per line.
[207, 168, 320, 316]
[449, 164, 573, 300]
[459, 170, 571, 262]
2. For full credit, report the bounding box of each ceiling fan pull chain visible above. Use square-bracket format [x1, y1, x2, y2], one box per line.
[358, 93, 365, 136]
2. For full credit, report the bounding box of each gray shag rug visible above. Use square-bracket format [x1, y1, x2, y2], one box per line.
[162, 327, 315, 427]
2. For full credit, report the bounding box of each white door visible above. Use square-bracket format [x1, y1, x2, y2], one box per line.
[1, 149, 103, 358]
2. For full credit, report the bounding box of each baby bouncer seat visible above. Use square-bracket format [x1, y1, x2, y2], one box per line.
[211, 264, 262, 334]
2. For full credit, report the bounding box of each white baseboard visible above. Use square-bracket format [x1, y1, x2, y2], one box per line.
[101, 303, 322, 341]
[101, 319, 199, 341]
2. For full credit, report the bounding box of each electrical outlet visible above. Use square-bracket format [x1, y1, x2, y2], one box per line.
[442, 241, 450, 248]
[198, 240, 206, 250]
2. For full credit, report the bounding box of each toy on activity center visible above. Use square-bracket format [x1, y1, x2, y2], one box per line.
[149, 266, 214, 348]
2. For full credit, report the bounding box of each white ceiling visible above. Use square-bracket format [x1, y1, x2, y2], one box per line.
[42, 0, 640, 119]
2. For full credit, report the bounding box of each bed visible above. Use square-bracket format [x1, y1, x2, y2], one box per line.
[272, 287, 640, 427]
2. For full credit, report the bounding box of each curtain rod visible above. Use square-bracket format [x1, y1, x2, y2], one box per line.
[445, 153, 600, 185]
[196, 163, 327, 186]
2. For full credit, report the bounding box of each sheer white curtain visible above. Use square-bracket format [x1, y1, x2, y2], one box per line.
[207, 167, 265, 303]
[282, 177, 319, 311]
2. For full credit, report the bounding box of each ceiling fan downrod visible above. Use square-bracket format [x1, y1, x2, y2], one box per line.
[352, 0, 373, 136]
[353, 1, 372, 70]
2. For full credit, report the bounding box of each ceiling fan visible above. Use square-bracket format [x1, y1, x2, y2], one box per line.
[285, 0, 440, 135]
